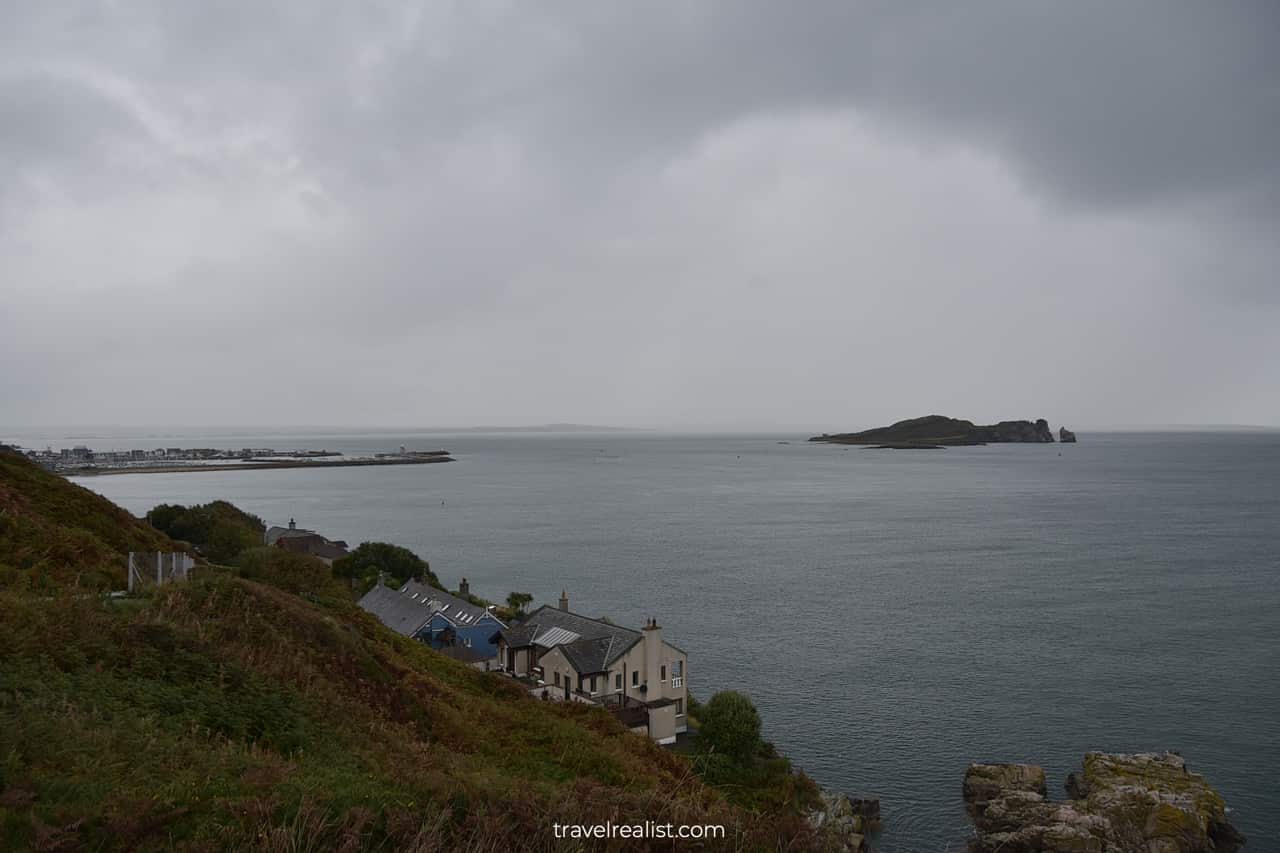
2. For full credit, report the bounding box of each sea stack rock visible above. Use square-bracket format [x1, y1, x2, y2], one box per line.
[962, 752, 1244, 853]
[1059, 427, 1077, 443]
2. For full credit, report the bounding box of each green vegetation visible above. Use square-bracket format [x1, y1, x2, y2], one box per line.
[699, 690, 763, 760]
[234, 546, 352, 598]
[0, 449, 173, 592]
[145, 500, 265, 563]
[332, 541, 440, 594]
[692, 691, 820, 814]
[505, 591, 533, 617]
[3, 574, 818, 850]
[0, 451, 826, 850]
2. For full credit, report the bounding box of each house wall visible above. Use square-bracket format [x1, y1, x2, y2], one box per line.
[602, 639, 687, 731]
[419, 612, 502, 656]
[502, 623, 689, 741]
[498, 642, 532, 676]
[538, 646, 590, 698]
[648, 703, 677, 745]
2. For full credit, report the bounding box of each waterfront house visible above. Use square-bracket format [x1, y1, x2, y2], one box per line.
[492, 592, 688, 744]
[358, 577, 506, 666]
[264, 518, 350, 565]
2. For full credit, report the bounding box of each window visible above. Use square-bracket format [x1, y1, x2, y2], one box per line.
[554, 672, 561, 687]
[675, 699, 683, 716]
[590, 675, 597, 693]
[464, 638, 472, 647]
[671, 660, 682, 678]
[615, 673, 622, 690]
[631, 671, 639, 686]
[660, 665, 666, 681]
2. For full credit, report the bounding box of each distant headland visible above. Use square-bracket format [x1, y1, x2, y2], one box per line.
[810, 414, 1076, 448]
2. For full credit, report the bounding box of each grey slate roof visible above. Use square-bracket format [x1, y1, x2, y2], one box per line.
[497, 605, 642, 673]
[311, 541, 351, 561]
[398, 579, 505, 628]
[358, 583, 432, 636]
[495, 623, 539, 647]
[558, 634, 641, 674]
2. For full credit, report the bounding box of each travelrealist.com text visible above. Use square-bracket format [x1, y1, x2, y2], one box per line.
[552, 821, 727, 841]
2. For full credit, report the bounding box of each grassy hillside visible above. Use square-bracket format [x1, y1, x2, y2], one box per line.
[0, 449, 175, 591]
[0, 451, 825, 851]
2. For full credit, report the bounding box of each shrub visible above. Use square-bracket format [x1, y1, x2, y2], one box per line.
[332, 542, 439, 592]
[699, 691, 762, 761]
[146, 501, 265, 563]
[234, 546, 346, 597]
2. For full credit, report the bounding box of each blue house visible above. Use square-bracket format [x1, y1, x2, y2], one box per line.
[358, 577, 506, 664]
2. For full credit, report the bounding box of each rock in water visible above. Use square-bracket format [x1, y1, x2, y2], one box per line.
[810, 415, 1056, 446]
[808, 790, 876, 851]
[962, 752, 1244, 852]
[1060, 426, 1078, 443]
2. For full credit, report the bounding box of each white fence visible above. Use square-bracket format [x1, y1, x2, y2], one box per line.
[127, 551, 195, 592]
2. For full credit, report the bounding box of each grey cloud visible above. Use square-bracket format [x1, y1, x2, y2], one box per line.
[296, 2, 1280, 211]
[5, 3, 1277, 209]
[0, 1, 1278, 429]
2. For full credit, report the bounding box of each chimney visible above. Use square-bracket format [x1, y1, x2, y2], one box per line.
[558, 590, 569, 612]
[642, 617, 662, 695]
[288, 518, 296, 530]
[459, 577, 469, 596]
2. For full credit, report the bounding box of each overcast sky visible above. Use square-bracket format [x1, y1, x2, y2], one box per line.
[2, 1, 1278, 431]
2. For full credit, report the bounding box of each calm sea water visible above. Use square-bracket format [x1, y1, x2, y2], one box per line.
[21, 429, 1280, 850]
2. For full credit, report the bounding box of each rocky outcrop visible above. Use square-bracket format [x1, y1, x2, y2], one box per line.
[807, 790, 880, 852]
[1059, 427, 1077, 443]
[811, 415, 1055, 447]
[989, 418, 1055, 443]
[962, 752, 1244, 853]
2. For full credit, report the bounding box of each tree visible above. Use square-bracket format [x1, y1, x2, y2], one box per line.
[332, 542, 439, 592]
[146, 501, 265, 563]
[699, 691, 762, 761]
[505, 591, 533, 617]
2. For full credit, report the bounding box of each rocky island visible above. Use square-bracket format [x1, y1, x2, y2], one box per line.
[810, 414, 1059, 447]
[963, 751, 1244, 852]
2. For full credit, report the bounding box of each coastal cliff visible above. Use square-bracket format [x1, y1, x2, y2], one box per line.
[963, 752, 1244, 852]
[810, 415, 1056, 447]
